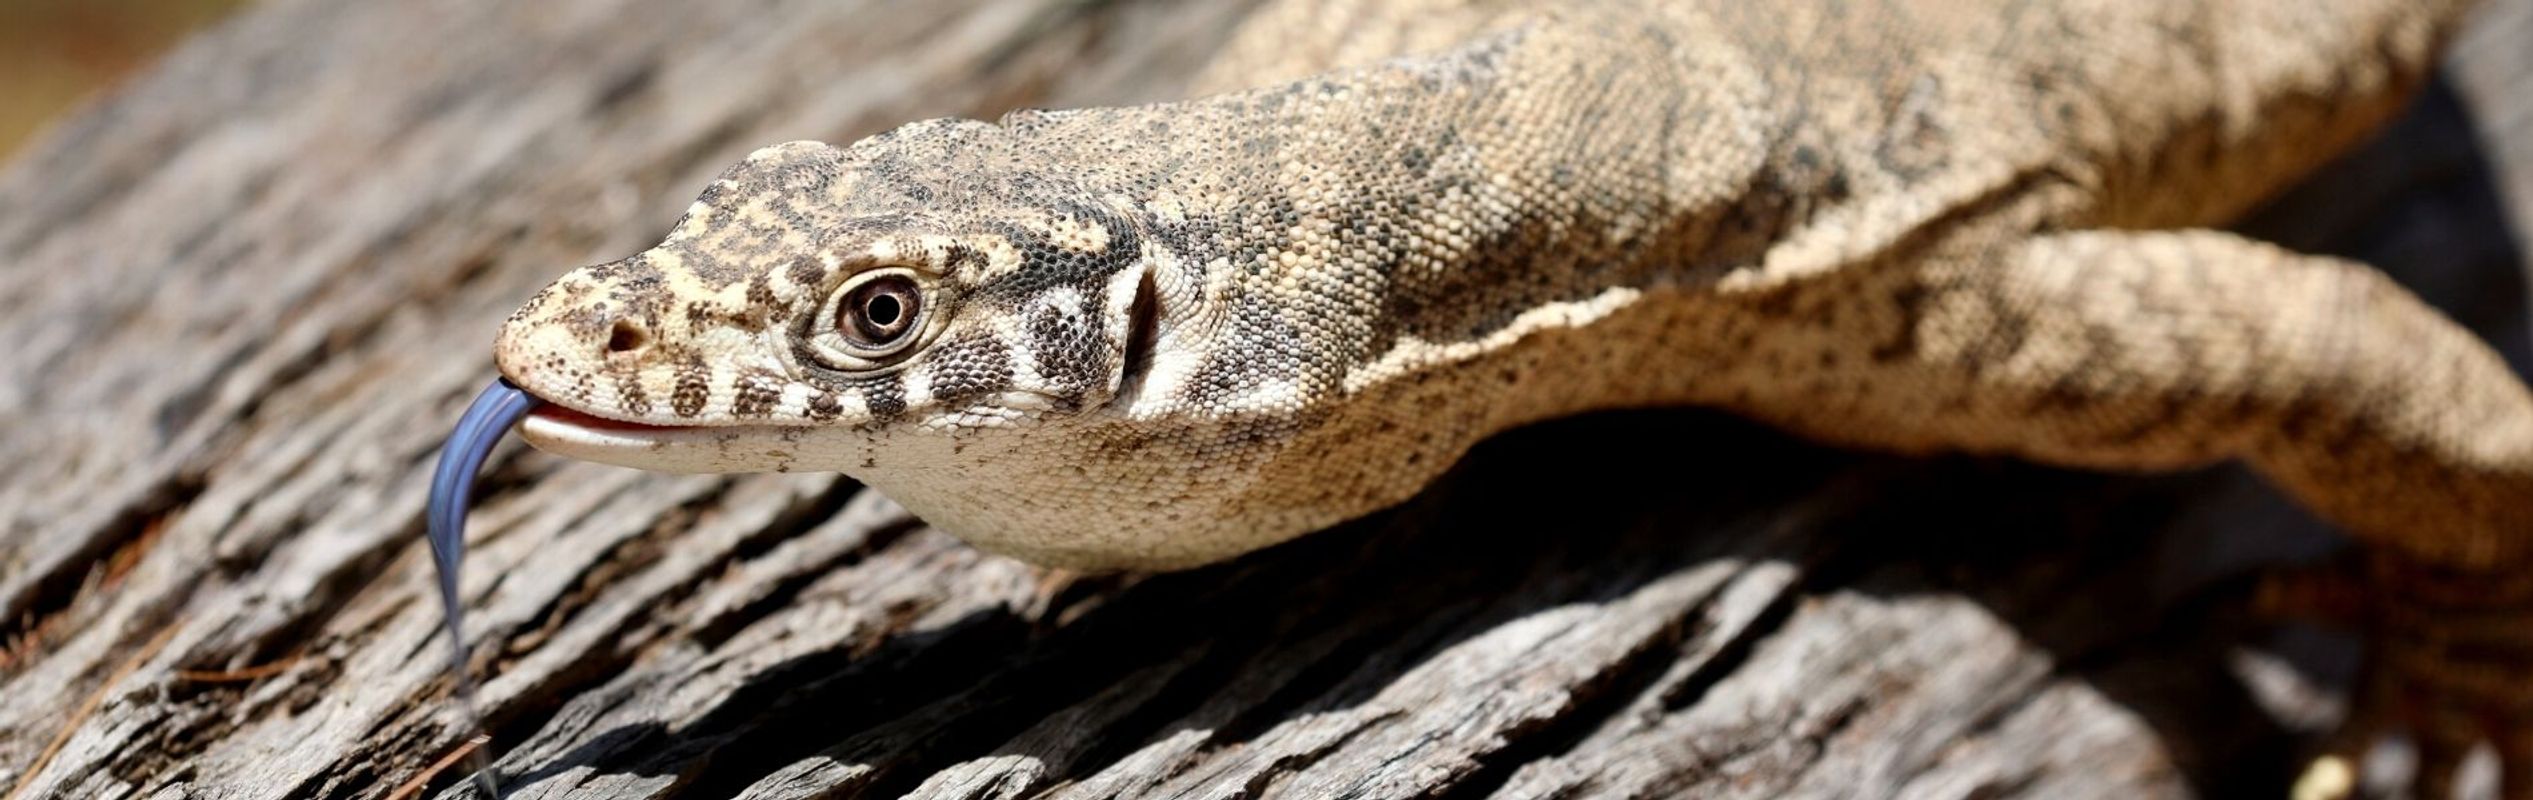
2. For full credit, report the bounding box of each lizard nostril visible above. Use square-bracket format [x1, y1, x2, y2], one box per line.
[606, 319, 650, 356]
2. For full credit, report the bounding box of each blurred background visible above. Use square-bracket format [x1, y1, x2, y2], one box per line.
[0, 0, 246, 158]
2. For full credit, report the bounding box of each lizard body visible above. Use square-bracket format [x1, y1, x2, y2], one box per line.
[487, 0, 2533, 793]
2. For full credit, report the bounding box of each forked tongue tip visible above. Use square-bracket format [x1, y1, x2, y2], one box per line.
[425, 377, 540, 796]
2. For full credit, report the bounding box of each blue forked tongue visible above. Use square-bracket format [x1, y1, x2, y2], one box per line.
[425, 377, 540, 796]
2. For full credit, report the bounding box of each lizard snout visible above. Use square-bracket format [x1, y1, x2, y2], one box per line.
[490, 278, 661, 403]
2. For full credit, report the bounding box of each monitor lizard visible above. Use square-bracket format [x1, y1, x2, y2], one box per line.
[469, 0, 2533, 795]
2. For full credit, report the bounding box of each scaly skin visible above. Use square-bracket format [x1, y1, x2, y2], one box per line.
[493, 1, 2532, 795]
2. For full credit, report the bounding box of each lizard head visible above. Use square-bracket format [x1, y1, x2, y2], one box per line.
[496, 133, 1165, 482]
[497, 123, 1409, 570]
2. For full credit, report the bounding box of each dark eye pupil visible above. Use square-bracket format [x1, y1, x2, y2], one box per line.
[840, 275, 921, 348]
[865, 294, 901, 326]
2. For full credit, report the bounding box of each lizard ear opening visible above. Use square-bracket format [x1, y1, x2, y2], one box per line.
[1120, 267, 1160, 383]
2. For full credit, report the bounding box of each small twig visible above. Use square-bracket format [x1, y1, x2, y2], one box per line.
[6, 620, 182, 800]
[174, 654, 302, 683]
[385, 734, 491, 800]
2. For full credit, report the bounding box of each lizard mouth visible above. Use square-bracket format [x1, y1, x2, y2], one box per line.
[516, 400, 777, 473]
[517, 397, 874, 475]
[527, 404, 683, 433]
[518, 400, 734, 454]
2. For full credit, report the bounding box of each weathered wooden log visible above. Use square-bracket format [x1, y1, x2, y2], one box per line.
[3, 1, 2531, 798]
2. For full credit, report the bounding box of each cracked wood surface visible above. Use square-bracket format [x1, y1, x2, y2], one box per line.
[3, 1, 2532, 798]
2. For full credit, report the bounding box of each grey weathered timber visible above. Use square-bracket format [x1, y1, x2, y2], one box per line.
[2, 1, 2531, 798]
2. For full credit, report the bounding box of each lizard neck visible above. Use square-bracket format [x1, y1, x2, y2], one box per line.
[994, 6, 1782, 428]
[853, 8, 1808, 567]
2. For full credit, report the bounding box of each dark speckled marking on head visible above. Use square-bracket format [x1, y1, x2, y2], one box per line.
[944, 243, 987, 274]
[732, 370, 784, 417]
[785, 255, 827, 289]
[1025, 289, 1108, 400]
[744, 275, 782, 321]
[976, 228, 1129, 301]
[675, 238, 747, 289]
[614, 372, 653, 416]
[926, 332, 1016, 406]
[862, 374, 908, 420]
[671, 358, 711, 417]
[805, 390, 845, 421]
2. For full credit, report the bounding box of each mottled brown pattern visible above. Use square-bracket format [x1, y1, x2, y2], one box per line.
[493, 1, 2533, 795]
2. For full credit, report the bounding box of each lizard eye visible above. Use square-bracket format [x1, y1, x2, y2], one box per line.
[835, 273, 925, 354]
[795, 265, 947, 377]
